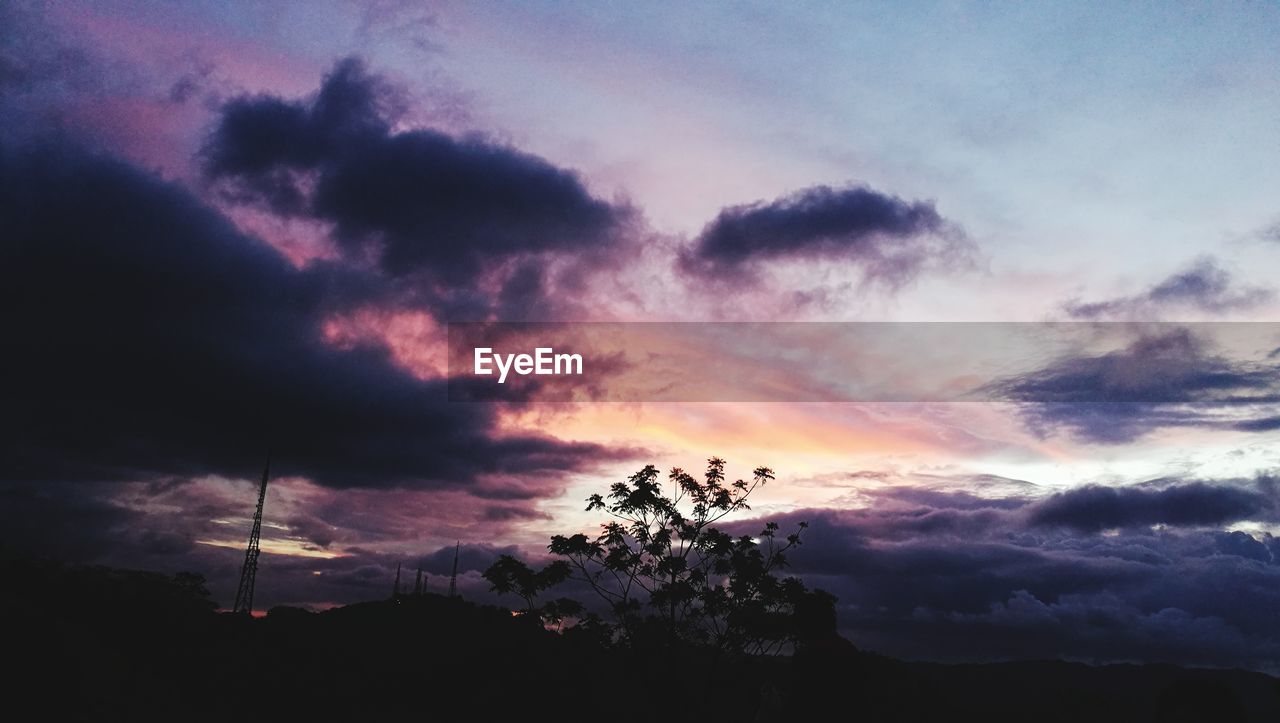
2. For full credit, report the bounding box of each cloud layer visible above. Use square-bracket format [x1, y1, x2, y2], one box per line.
[754, 474, 1280, 669]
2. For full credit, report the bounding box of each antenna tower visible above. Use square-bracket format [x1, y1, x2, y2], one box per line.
[232, 455, 271, 614]
[448, 541, 460, 598]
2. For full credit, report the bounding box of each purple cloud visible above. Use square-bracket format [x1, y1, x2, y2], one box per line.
[204, 58, 636, 321]
[727, 475, 1280, 669]
[679, 184, 971, 287]
[0, 143, 624, 489]
[988, 329, 1280, 443]
[1064, 257, 1273, 320]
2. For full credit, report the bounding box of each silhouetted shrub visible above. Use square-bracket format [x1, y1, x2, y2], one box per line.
[485, 458, 836, 654]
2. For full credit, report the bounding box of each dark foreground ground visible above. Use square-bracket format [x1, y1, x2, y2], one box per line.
[3, 554, 1277, 722]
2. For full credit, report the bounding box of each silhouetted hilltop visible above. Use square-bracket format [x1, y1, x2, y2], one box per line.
[3, 552, 1277, 722]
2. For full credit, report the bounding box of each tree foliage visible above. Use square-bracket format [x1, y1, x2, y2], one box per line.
[485, 457, 834, 654]
[481, 554, 581, 628]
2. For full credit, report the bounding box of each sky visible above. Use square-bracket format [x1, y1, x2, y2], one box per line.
[2, 0, 1280, 671]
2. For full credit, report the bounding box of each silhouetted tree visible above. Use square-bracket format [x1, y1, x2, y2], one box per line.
[481, 554, 581, 628]
[486, 457, 831, 654]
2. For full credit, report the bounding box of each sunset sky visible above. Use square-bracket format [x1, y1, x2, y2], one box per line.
[3, 1, 1280, 670]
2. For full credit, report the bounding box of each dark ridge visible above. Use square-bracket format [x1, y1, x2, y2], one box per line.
[3, 551, 1277, 721]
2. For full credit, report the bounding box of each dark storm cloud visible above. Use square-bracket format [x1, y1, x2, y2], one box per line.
[730, 475, 1280, 669]
[1029, 483, 1272, 532]
[0, 483, 141, 560]
[1214, 530, 1273, 563]
[989, 329, 1280, 443]
[679, 184, 970, 285]
[204, 58, 633, 318]
[0, 142, 620, 488]
[1064, 257, 1273, 319]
